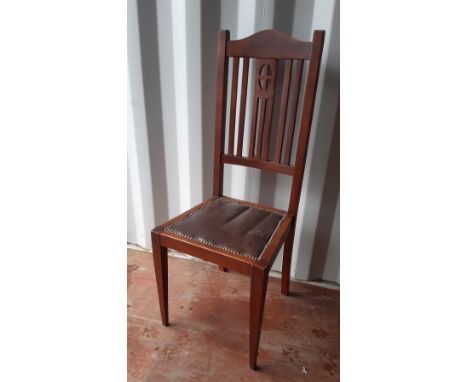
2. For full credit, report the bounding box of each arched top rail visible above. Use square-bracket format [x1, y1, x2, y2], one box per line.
[226, 29, 314, 59]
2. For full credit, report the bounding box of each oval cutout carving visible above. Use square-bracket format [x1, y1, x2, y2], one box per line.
[258, 64, 272, 91]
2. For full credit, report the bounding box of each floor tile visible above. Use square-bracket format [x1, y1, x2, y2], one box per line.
[127, 249, 339, 381]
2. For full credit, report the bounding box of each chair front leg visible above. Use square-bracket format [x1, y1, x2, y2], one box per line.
[249, 266, 269, 370]
[151, 231, 169, 326]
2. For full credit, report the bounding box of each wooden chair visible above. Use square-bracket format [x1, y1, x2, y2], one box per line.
[151, 29, 325, 370]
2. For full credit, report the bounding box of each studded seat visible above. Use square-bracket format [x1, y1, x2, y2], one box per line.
[164, 197, 286, 260]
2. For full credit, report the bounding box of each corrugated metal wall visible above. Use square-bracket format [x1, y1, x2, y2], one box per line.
[128, 0, 340, 283]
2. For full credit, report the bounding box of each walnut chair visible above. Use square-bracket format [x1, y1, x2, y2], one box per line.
[151, 29, 325, 370]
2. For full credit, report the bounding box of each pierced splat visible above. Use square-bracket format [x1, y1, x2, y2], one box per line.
[248, 59, 277, 159]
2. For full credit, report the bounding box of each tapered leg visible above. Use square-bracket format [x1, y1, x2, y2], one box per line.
[281, 227, 295, 296]
[249, 266, 269, 370]
[151, 231, 169, 326]
[218, 265, 227, 272]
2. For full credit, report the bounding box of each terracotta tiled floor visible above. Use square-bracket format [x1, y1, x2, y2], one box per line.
[128, 249, 339, 381]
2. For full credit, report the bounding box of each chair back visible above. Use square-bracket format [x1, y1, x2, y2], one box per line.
[213, 29, 325, 216]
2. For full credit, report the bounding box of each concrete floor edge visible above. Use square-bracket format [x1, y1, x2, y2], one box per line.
[127, 243, 340, 291]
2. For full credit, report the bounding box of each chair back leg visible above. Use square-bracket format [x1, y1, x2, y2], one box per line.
[281, 226, 295, 295]
[249, 266, 269, 370]
[151, 231, 169, 326]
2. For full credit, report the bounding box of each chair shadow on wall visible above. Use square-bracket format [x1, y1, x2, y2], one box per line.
[309, 102, 340, 280]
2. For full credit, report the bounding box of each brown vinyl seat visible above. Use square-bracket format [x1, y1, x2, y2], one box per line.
[163, 196, 286, 261]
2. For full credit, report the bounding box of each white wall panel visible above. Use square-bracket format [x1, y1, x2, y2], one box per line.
[127, 0, 340, 283]
[293, 0, 340, 279]
[155, 0, 181, 218]
[127, 0, 155, 248]
[185, 0, 203, 206]
[171, 0, 192, 212]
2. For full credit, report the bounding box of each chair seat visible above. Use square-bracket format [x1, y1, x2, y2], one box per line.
[163, 197, 286, 260]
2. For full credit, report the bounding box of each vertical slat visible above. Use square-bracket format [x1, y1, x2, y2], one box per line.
[260, 98, 273, 160]
[288, 30, 325, 215]
[227, 57, 239, 155]
[255, 98, 267, 158]
[274, 59, 292, 163]
[261, 60, 278, 160]
[236, 58, 250, 156]
[213, 30, 229, 196]
[248, 97, 259, 157]
[283, 60, 304, 165]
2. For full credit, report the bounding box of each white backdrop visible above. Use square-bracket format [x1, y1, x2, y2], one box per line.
[128, 0, 340, 283]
